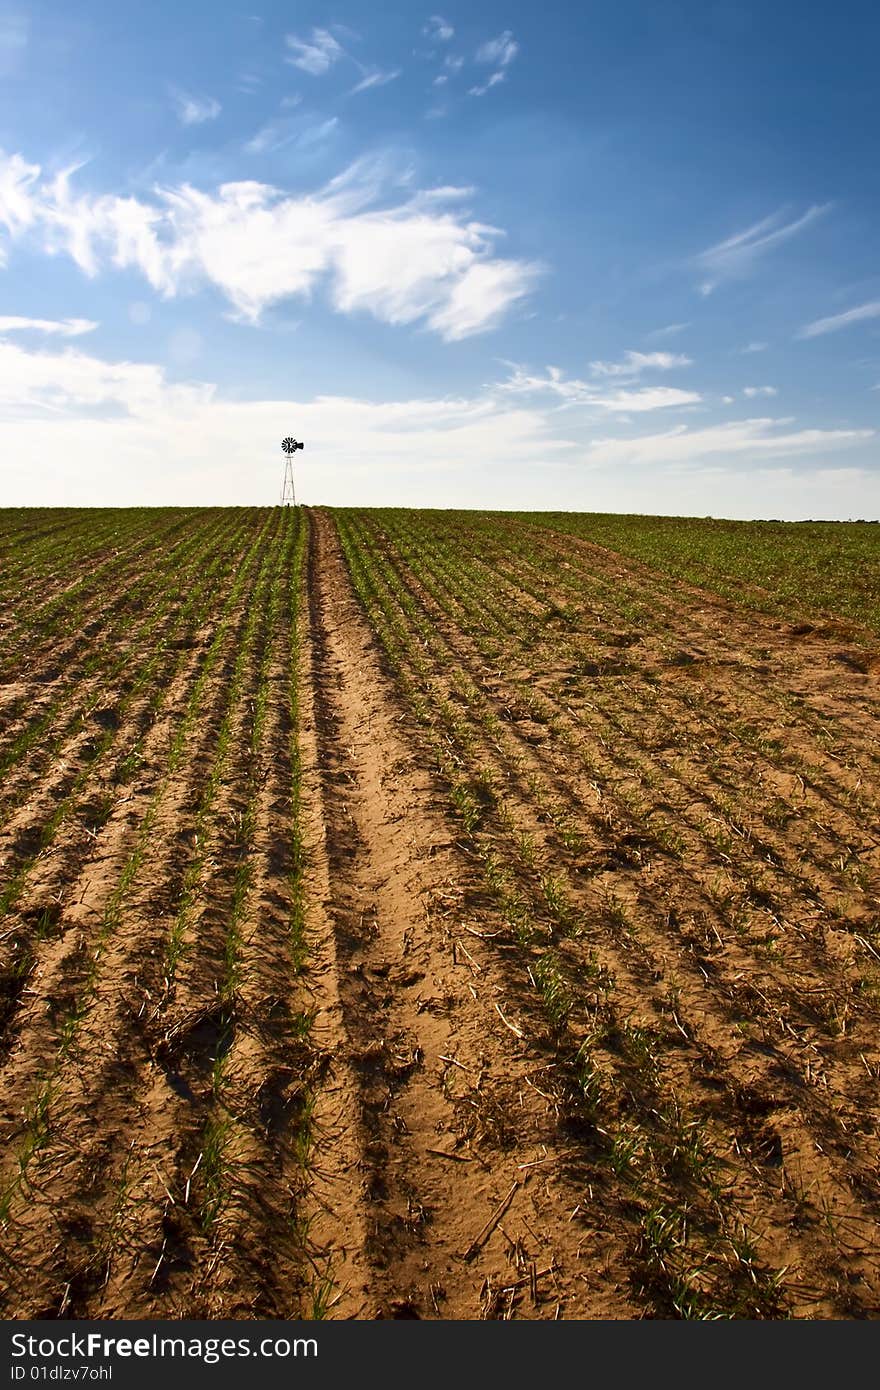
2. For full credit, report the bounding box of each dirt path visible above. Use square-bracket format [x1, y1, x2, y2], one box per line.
[299, 508, 632, 1319]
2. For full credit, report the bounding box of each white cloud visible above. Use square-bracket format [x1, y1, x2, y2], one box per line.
[476, 30, 519, 67]
[722, 395, 735, 404]
[350, 68, 401, 95]
[245, 114, 337, 155]
[0, 337, 574, 503]
[245, 121, 295, 155]
[0, 339, 874, 516]
[425, 259, 538, 340]
[0, 151, 39, 261]
[37, 164, 169, 285]
[236, 71, 262, 95]
[582, 417, 872, 468]
[0, 337, 187, 415]
[798, 300, 880, 339]
[0, 315, 97, 337]
[285, 28, 344, 75]
[497, 364, 593, 404]
[423, 15, 454, 41]
[469, 71, 505, 97]
[171, 89, 222, 126]
[741, 340, 768, 353]
[497, 364, 700, 412]
[328, 201, 541, 339]
[743, 385, 777, 397]
[444, 54, 464, 72]
[589, 349, 693, 378]
[298, 117, 339, 148]
[592, 387, 701, 413]
[645, 322, 689, 340]
[0, 151, 539, 340]
[696, 204, 830, 294]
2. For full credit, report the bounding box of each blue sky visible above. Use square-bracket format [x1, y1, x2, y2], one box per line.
[1, 0, 879, 516]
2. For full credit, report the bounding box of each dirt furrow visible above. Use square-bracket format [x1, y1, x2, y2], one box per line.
[298, 508, 640, 1320]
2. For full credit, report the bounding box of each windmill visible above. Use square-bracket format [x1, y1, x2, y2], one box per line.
[280, 437, 304, 506]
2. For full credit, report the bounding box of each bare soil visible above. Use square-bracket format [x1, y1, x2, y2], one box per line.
[0, 506, 878, 1320]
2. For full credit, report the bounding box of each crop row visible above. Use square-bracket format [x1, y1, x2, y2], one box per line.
[514, 511, 880, 635]
[0, 509, 320, 1317]
[332, 507, 880, 1317]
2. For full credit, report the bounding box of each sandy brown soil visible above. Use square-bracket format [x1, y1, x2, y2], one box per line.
[298, 508, 626, 1318]
[1, 505, 878, 1319]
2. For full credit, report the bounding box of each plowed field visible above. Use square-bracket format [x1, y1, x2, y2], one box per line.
[1, 506, 879, 1319]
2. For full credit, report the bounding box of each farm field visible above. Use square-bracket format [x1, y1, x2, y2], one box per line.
[1, 505, 879, 1320]
[518, 512, 880, 633]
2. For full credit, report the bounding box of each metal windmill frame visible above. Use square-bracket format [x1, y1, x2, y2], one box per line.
[280, 437, 304, 506]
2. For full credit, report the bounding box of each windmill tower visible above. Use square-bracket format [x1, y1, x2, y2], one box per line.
[280, 437, 304, 505]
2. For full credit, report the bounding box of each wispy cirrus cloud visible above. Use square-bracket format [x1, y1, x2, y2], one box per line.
[244, 113, 337, 155]
[591, 386, 701, 413]
[296, 117, 339, 149]
[0, 315, 97, 337]
[743, 385, 777, 397]
[469, 71, 505, 97]
[741, 340, 768, 353]
[284, 27, 398, 97]
[476, 30, 519, 67]
[497, 363, 700, 412]
[496, 365, 592, 404]
[284, 28, 345, 76]
[645, 322, 689, 340]
[797, 299, 880, 339]
[170, 89, 222, 126]
[423, 15, 454, 42]
[0, 151, 541, 341]
[350, 68, 401, 95]
[236, 70, 263, 95]
[0, 153, 42, 263]
[469, 28, 518, 95]
[589, 349, 693, 378]
[696, 204, 830, 295]
[582, 417, 872, 468]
